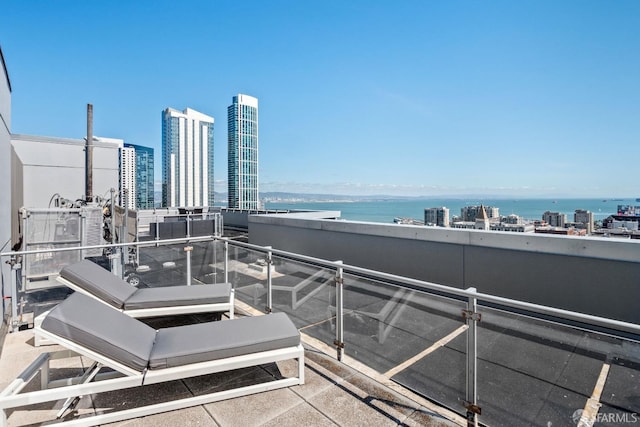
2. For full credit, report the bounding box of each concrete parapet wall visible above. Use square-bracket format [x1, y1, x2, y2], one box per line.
[248, 215, 640, 324]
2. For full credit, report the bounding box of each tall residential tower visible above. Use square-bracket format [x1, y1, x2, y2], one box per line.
[124, 143, 154, 209]
[119, 145, 136, 210]
[227, 94, 259, 209]
[162, 108, 214, 207]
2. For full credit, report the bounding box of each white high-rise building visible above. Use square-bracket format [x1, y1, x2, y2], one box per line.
[543, 211, 566, 228]
[228, 94, 259, 209]
[120, 146, 136, 210]
[424, 207, 449, 227]
[162, 108, 214, 207]
[574, 209, 594, 234]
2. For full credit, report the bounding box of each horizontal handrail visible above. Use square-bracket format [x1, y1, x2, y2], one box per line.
[2, 234, 639, 336]
[216, 237, 640, 337]
[0, 235, 218, 257]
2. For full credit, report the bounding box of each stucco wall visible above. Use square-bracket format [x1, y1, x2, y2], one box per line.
[0, 48, 12, 319]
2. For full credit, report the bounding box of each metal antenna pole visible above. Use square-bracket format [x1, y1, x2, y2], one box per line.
[85, 104, 93, 202]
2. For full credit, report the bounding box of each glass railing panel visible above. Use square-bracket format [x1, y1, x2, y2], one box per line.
[474, 305, 640, 426]
[134, 243, 190, 287]
[335, 274, 468, 412]
[133, 240, 226, 287]
[10, 246, 83, 324]
[189, 240, 226, 285]
[22, 243, 82, 290]
[268, 257, 335, 332]
[597, 337, 640, 425]
[225, 246, 269, 311]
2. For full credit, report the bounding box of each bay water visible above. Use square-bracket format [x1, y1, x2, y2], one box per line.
[264, 198, 637, 224]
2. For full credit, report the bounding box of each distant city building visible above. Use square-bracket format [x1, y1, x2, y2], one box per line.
[461, 205, 499, 222]
[490, 223, 535, 233]
[119, 146, 136, 210]
[600, 205, 640, 234]
[535, 226, 586, 236]
[162, 107, 214, 208]
[574, 209, 594, 234]
[617, 205, 640, 216]
[451, 210, 534, 233]
[592, 226, 640, 239]
[228, 94, 259, 209]
[607, 219, 639, 231]
[451, 221, 476, 229]
[124, 143, 154, 209]
[424, 207, 449, 227]
[542, 211, 566, 228]
[475, 205, 490, 230]
[503, 214, 521, 225]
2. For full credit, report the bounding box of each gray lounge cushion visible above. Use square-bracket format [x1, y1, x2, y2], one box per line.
[60, 260, 136, 309]
[149, 312, 300, 369]
[41, 293, 156, 372]
[124, 283, 232, 310]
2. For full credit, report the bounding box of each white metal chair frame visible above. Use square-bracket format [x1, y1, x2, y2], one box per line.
[0, 325, 304, 427]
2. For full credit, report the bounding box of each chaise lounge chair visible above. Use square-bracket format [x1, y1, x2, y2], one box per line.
[56, 259, 235, 319]
[0, 292, 304, 426]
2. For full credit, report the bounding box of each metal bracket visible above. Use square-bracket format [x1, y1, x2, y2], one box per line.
[464, 402, 482, 415]
[264, 306, 272, 314]
[183, 246, 193, 252]
[335, 277, 344, 285]
[333, 339, 345, 349]
[462, 310, 481, 322]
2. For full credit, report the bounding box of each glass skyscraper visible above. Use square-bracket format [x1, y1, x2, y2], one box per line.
[124, 143, 154, 209]
[162, 108, 214, 207]
[227, 94, 259, 209]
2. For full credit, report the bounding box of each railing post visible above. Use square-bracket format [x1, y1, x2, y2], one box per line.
[211, 239, 217, 284]
[10, 258, 20, 333]
[464, 287, 481, 427]
[265, 246, 273, 313]
[224, 241, 229, 284]
[184, 246, 193, 286]
[80, 210, 87, 260]
[334, 261, 344, 361]
[155, 214, 159, 242]
[122, 190, 129, 279]
[184, 214, 192, 286]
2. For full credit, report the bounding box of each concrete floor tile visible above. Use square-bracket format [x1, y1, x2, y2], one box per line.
[103, 405, 216, 427]
[205, 387, 304, 427]
[305, 350, 356, 381]
[403, 406, 460, 427]
[260, 358, 343, 401]
[307, 381, 399, 427]
[260, 402, 337, 427]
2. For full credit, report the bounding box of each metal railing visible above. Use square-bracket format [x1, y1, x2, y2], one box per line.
[2, 234, 639, 426]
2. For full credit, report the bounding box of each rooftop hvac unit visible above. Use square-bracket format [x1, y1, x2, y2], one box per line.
[82, 207, 104, 257]
[21, 206, 106, 291]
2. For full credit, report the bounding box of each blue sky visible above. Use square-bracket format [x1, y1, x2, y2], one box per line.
[1, 1, 639, 198]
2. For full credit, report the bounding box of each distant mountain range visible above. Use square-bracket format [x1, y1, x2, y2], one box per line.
[153, 191, 634, 208]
